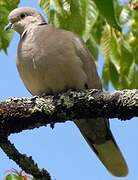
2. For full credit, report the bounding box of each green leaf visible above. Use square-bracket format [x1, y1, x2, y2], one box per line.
[119, 76, 129, 89]
[92, 0, 121, 31]
[120, 41, 133, 76]
[109, 60, 119, 89]
[133, 46, 138, 65]
[82, 0, 99, 40]
[101, 25, 111, 58]
[90, 16, 105, 44]
[5, 174, 22, 180]
[39, 0, 100, 36]
[110, 31, 121, 73]
[0, 0, 20, 53]
[86, 35, 98, 60]
[119, 4, 131, 25]
[102, 60, 109, 90]
[128, 63, 138, 89]
[3, 0, 20, 10]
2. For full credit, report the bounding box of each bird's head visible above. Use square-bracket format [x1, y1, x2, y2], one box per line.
[5, 7, 46, 34]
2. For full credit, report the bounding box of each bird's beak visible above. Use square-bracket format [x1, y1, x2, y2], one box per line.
[4, 22, 13, 31]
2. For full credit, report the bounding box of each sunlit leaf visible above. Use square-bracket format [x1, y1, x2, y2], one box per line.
[5, 174, 22, 180]
[101, 25, 111, 58]
[110, 30, 121, 73]
[82, 0, 99, 40]
[0, 0, 20, 52]
[119, 4, 131, 25]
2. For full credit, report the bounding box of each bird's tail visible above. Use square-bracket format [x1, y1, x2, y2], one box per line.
[75, 119, 128, 177]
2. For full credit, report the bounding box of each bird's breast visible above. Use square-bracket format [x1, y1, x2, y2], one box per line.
[17, 35, 88, 95]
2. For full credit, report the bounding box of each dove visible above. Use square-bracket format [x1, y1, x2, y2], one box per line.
[5, 7, 128, 176]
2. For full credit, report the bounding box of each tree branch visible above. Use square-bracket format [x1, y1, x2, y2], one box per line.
[0, 89, 138, 179]
[0, 89, 137, 137]
[0, 137, 51, 180]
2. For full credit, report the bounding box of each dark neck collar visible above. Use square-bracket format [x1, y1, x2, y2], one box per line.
[38, 22, 48, 26]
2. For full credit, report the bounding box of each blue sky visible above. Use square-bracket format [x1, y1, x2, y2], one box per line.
[0, 0, 138, 179]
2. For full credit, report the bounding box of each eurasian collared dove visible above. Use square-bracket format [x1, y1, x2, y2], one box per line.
[5, 7, 128, 177]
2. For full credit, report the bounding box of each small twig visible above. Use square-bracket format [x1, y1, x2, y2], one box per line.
[0, 137, 51, 180]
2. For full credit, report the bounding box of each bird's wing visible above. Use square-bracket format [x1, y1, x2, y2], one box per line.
[72, 34, 128, 176]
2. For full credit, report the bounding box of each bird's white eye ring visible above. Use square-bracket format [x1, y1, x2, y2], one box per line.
[20, 13, 27, 19]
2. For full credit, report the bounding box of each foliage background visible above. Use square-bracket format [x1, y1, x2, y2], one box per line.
[0, 0, 138, 179]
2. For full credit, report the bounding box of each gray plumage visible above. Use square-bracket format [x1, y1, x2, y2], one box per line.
[6, 7, 128, 176]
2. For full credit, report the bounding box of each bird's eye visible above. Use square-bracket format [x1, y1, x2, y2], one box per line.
[20, 13, 27, 19]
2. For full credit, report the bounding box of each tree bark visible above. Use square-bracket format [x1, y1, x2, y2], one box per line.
[0, 89, 137, 137]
